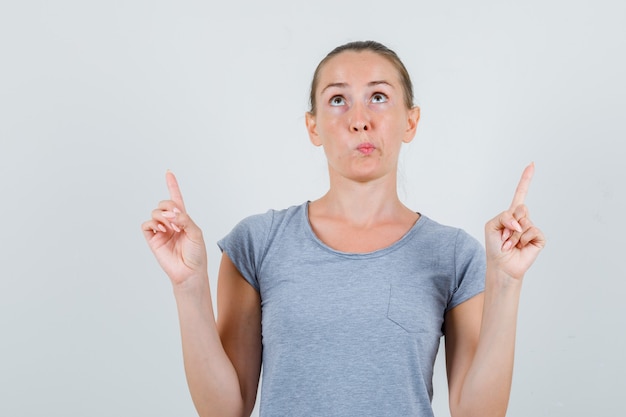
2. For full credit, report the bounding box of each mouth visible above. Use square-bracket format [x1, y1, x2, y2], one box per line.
[357, 142, 376, 155]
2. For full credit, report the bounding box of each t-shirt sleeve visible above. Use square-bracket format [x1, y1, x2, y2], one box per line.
[217, 210, 274, 292]
[446, 229, 486, 312]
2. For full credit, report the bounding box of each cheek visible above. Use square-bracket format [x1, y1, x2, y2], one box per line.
[382, 111, 410, 134]
[317, 115, 345, 135]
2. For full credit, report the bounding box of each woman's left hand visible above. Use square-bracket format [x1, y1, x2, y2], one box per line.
[485, 163, 546, 280]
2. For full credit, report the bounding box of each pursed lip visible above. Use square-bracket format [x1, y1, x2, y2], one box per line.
[356, 142, 376, 154]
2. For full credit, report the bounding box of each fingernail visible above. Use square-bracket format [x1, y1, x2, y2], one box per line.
[502, 240, 512, 251]
[511, 220, 522, 233]
[158, 224, 167, 233]
[170, 223, 181, 233]
[162, 211, 175, 218]
[173, 207, 181, 214]
[502, 229, 511, 241]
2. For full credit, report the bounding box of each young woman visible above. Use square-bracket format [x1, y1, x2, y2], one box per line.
[142, 41, 545, 417]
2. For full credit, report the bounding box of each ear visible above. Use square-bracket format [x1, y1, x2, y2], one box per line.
[305, 112, 322, 147]
[402, 106, 420, 144]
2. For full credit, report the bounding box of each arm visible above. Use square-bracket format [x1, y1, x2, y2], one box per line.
[173, 254, 261, 417]
[216, 253, 263, 416]
[444, 163, 545, 417]
[444, 275, 522, 417]
[142, 171, 261, 417]
[173, 271, 246, 417]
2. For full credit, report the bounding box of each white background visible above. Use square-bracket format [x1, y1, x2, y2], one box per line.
[1, 0, 624, 416]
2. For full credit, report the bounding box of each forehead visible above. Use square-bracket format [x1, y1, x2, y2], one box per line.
[317, 50, 401, 89]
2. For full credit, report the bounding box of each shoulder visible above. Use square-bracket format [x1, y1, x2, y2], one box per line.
[413, 215, 485, 273]
[415, 216, 486, 310]
[217, 203, 308, 290]
[219, 202, 306, 247]
[231, 202, 305, 234]
[418, 215, 480, 247]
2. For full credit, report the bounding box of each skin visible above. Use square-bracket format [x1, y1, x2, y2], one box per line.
[142, 50, 545, 417]
[142, 173, 258, 416]
[304, 51, 421, 252]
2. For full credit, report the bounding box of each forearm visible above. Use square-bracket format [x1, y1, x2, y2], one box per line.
[450, 163, 543, 417]
[454, 268, 522, 417]
[173, 276, 245, 417]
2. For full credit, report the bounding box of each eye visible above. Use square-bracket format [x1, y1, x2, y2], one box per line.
[330, 95, 346, 106]
[371, 93, 388, 104]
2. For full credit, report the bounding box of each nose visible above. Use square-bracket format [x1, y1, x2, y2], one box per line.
[349, 103, 370, 132]
[351, 121, 369, 132]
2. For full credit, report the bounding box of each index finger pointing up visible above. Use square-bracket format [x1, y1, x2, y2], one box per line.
[165, 170, 186, 212]
[510, 162, 535, 210]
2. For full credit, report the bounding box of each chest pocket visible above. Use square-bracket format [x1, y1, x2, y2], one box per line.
[387, 281, 445, 335]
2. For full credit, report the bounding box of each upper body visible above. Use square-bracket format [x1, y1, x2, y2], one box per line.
[218, 202, 485, 416]
[142, 40, 545, 417]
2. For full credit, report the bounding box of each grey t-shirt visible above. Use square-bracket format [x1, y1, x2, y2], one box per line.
[218, 202, 486, 417]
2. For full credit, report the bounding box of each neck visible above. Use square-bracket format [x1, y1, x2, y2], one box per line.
[312, 170, 411, 227]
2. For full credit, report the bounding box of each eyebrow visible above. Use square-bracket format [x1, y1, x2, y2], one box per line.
[320, 80, 394, 95]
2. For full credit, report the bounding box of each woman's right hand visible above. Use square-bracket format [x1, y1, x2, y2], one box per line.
[142, 171, 208, 286]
